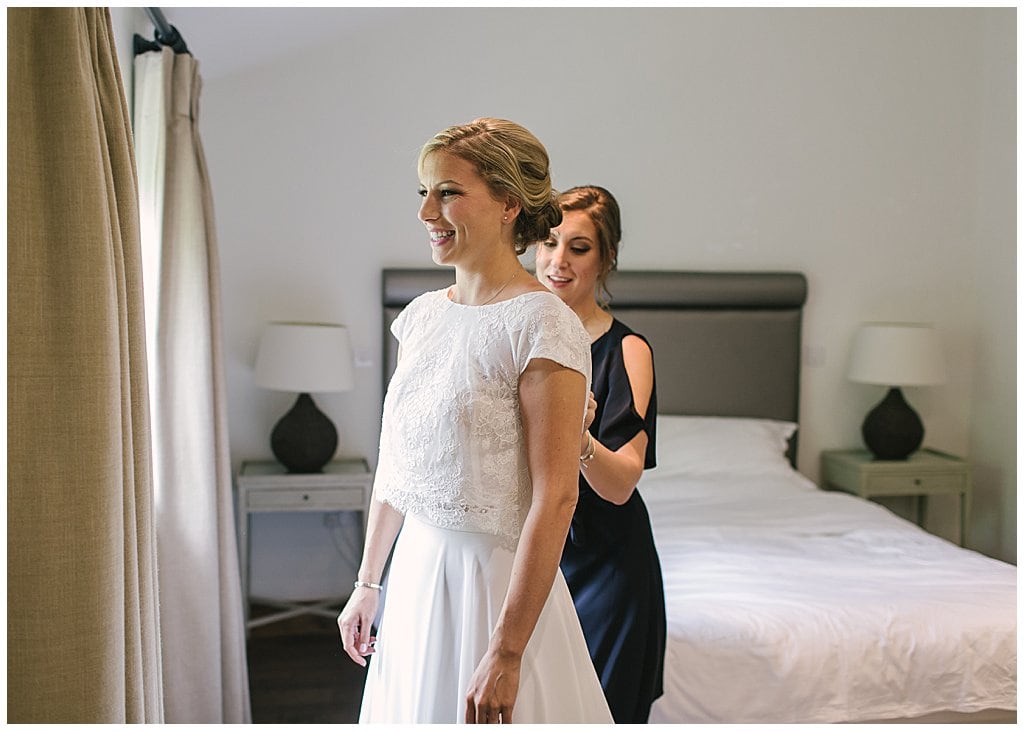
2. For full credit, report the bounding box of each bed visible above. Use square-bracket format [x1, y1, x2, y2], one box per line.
[380, 267, 1017, 724]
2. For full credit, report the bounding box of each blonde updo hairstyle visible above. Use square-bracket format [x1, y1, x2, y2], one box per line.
[557, 185, 622, 307]
[418, 118, 562, 255]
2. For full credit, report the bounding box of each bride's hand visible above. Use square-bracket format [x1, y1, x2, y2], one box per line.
[464, 647, 521, 724]
[337, 588, 379, 666]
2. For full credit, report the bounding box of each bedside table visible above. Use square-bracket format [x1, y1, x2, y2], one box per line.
[235, 458, 373, 630]
[820, 448, 971, 546]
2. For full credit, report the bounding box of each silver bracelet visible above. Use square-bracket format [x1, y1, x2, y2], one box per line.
[579, 432, 596, 466]
[353, 580, 383, 591]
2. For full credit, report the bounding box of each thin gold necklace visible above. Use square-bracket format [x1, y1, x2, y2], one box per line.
[477, 269, 520, 306]
[579, 307, 600, 329]
[579, 307, 609, 342]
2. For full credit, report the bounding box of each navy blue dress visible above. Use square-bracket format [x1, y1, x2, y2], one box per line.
[561, 318, 667, 724]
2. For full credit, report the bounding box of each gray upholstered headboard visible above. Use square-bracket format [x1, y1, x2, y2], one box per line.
[381, 268, 808, 462]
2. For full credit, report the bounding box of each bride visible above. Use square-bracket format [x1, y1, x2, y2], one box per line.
[336, 118, 612, 725]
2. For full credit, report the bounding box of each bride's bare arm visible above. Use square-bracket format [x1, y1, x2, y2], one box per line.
[337, 496, 404, 666]
[463, 357, 585, 724]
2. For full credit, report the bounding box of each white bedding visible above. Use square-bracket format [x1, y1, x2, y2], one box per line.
[641, 466, 1017, 724]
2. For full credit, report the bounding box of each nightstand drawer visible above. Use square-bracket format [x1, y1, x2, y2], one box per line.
[246, 486, 365, 510]
[868, 473, 963, 496]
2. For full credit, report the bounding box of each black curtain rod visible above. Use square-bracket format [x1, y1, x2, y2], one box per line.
[133, 7, 190, 55]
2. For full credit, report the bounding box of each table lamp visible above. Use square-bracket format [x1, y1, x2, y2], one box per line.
[846, 322, 946, 461]
[254, 322, 355, 473]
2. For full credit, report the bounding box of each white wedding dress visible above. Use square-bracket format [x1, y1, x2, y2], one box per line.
[359, 288, 613, 725]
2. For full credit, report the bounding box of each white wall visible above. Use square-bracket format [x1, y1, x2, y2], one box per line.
[965, 12, 1016, 563]
[120, 7, 1014, 596]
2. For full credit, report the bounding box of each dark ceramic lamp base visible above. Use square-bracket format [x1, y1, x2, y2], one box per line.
[270, 392, 337, 473]
[861, 386, 924, 461]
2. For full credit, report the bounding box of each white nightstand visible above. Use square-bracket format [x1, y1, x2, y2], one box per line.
[235, 458, 373, 630]
[820, 448, 972, 546]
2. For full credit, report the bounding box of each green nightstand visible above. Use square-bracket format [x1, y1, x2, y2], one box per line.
[820, 448, 972, 546]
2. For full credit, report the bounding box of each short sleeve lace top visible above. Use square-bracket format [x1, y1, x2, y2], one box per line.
[373, 288, 592, 549]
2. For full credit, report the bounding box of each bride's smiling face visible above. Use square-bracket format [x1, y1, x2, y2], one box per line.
[417, 151, 508, 269]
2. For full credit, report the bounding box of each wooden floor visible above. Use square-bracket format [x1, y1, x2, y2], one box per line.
[246, 603, 368, 723]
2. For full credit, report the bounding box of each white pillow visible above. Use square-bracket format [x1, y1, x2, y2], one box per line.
[654, 414, 797, 475]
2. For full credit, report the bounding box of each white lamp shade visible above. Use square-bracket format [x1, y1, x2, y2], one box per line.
[254, 322, 355, 393]
[847, 322, 946, 386]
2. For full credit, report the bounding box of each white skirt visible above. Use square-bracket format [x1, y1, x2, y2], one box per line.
[359, 513, 613, 724]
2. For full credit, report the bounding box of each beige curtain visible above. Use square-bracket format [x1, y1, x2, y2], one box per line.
[133, 47, 251, 723]
[7, 8, 163, 723]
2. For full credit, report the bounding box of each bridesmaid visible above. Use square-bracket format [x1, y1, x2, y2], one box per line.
[535, 185, 667, 723]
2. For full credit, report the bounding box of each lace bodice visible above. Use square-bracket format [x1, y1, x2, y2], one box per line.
[373, 288, 592, 549]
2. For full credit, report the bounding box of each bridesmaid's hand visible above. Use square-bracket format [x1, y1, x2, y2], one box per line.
[337, 588, 379, 666]
[464, 648, 521, 724]
[582, 391, 597, 438]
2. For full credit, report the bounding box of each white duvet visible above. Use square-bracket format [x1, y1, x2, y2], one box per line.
[640, 467, 1017, 724]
